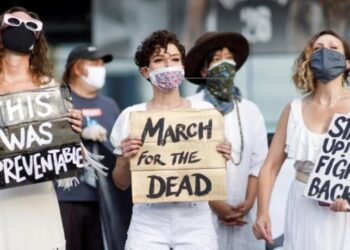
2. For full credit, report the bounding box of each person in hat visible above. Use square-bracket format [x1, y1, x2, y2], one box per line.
[110, 29, 232, 250]
[186, 32, 268, 250]
[55, 45, 125, 250]
[253, 30, 350, 250]
[0, 6, 82, 250]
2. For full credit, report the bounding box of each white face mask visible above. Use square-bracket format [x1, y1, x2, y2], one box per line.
[81, 65, 106, 89]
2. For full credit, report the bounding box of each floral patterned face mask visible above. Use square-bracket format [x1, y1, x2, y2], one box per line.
[206, 59, 237, 101]
[149, 66, 185, 92]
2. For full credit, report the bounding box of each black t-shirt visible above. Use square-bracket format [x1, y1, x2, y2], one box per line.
[56, 91, 120, 201]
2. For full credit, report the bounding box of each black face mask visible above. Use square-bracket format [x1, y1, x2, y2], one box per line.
[1, 24, 36, 54]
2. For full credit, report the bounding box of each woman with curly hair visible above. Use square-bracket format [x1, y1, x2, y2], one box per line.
[253, 30, 350, 250]
[111, 30, 231, 250]
[0, 6, 82, 250]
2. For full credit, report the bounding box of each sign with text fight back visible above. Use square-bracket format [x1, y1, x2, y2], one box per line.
[130, 109, 226, 203]
[304, 114, 350, 209]
[0, 85, 83, 189]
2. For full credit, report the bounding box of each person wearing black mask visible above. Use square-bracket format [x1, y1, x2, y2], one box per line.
[253, 30, 350, 250]
[0, 6, 82, 250]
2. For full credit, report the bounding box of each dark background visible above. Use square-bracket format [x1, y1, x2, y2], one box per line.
[0, 0, 91, 44]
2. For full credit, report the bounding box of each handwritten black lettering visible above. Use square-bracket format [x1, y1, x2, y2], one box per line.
[146, 173, 212, 198]
[171, 151, 201, 165]
[141, 117, 213, 146]
[137, 151, 166, 166]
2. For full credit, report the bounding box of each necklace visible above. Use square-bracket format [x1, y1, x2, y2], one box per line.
[231, 98, 244, 165]
[316, 95, 350, 109]
[323, 95, 340, 109]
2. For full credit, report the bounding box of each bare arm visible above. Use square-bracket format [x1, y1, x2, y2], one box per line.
[253, 104, 291, 243]
[257, 105, 290, 216]
[113, 156, 132, 190]
[245, 175, 258, 208]
[112, 136, 142, 190]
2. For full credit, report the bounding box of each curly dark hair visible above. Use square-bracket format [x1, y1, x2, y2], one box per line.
[134, 30, 186, 68]
[0, 6, 54, 85]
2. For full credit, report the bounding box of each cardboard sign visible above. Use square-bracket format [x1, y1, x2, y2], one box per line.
[304, 114, 350, 209]
[130, 109, 226, 203]
[0, 85, 83, 189]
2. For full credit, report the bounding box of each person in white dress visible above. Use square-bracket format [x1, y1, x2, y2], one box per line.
[253, 30, 350, 250]
[0, 6, 82, 250]
[185, 32, 268, 250]
[110, 30, 232, 250]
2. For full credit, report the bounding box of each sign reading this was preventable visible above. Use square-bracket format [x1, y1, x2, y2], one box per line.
[130, 109, 226, 203]
[0, 85, 83, 189]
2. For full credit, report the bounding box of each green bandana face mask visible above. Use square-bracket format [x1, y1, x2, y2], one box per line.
[206, 59, 237, 101]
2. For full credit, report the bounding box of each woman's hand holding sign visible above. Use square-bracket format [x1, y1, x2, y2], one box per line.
[217, 140, 232, 161]
[68, 109, 83, 133]
[121, 136, 142, 160]
[330, 198, 348, 212]
[319, 199, 348, 212]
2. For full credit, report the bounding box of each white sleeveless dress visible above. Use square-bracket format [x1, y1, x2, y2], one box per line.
[283, 98, 350, 250]
[0, 81, 65, 250]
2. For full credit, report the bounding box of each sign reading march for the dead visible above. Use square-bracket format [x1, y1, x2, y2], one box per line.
[130, 109, 226, 203]
[0, 85, 83, 189]
[304, 114, 350, 209]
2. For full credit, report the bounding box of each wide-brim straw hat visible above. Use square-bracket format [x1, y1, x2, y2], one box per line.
[185, 32, 249, 84]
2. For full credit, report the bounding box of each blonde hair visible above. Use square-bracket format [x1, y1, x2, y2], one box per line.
[292, 30, 350, 94]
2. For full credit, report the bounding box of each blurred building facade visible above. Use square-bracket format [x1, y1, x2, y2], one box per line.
[2, 0, 350, 132]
